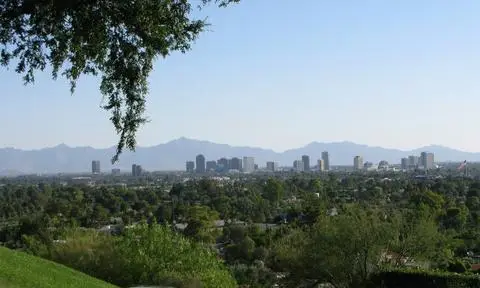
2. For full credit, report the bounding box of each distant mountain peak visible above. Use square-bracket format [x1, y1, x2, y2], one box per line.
[0, 139, 479, 174]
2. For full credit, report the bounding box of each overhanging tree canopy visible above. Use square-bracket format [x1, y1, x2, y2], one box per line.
[0, 0, 238, 162]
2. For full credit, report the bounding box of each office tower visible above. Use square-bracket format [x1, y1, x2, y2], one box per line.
[322, 151, 330, 171]
[353, 156, 363, 171]
[302, 155, 310, 172]
[420, 152, 435, 170]
[206, 161, 217, 171]
[293, 160, 304, 172]
[408, 155, 419, 169]
[91, 160, 101, 174]
[266, 161, 278, 172]
[217, 158, 229, 172]
[401, 158, 408, 170]
[196, 154, 206, 173]
[132, 164, 142, 176]
[186, 161, 195, 173]
[230, 157, 242, 171]
[426, 153, 435, 170]
[111, 168, 120, 175]
[243, 157, 255, 173]
[317, 159, 325, 171]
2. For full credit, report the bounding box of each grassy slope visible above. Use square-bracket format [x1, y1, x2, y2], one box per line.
[0, 246, 117, 288]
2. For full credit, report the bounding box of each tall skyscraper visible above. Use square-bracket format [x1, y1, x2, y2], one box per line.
[132, 164, 142, 176]
[322, 151, 330, 171]
[186, 161, 195, 173]
[317, 159, 325, 171]
[206, 161, 217, 171]
[293, 160, 304, 172]
[401, 158, 408, 170]
[217, 158, 229, 172]
[302, 155, 310, 172]
[408, 155, 419, 169]
[91, 160, 100, 174]
[243, 157, 255, 173]
[420, 152, 435, 170]
[230, 157, 242, 171]
[353, 156, 363, 171]
[196, 154, 206, 173]
[266, 161, 278, 172]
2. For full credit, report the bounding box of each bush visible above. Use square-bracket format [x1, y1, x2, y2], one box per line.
[370, 269, 480, 288]
[28, 224, 236, 288]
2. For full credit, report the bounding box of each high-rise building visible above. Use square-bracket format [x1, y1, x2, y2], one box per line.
[91, 160, 101, 174]
[196, 154, 206, 173]
[302, 155, 310, 172]
[206, 161, 217, 171]
[353, 156, 363, 171]
[401, 158, 408, 170]
[217, 158, 229, 172]
[408, 155, 419, 169]
[111, 168, 121, 175]
[186, 161, 195, 173]
[420, 152, 435, 170]
[317, 159, 325, 171]
[293, 160, 304, 172]
[230, 157, 242, 171]
[243, 157, 255, 173]
[132, 164, 143, 176]
[266, 161, 278, 172]
[322, 151, 330, 171]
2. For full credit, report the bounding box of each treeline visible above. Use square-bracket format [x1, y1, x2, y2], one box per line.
[1, 174, 480, 287]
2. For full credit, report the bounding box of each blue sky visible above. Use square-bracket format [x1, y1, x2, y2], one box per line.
[2, 0, 480, 152]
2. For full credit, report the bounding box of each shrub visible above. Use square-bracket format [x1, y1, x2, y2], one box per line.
[28, 224, 236, 288]
[370, 269, 480, 288]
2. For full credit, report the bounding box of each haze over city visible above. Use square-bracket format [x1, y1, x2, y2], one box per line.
[2, 0, 480, 152]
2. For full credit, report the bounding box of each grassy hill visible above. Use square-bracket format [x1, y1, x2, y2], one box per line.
[0, 246, 117, 288]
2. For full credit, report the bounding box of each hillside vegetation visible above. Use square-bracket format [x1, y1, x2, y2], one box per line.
[0, 246, 117, 288]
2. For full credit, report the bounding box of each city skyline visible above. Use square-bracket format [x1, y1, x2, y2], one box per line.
[177, 150, 437, 174]
[3, 1, 480, 153]
[1, 136, 475, 175]
[88, 150, 438, 175]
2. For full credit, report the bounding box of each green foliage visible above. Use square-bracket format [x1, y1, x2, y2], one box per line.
[0, 0, 239, 161]
[112, 223, 236, 287]
[264, 178, 284, 204]
[388, 208, 454, 267]
[184, 205, 220, 243]
[370, 269, 480, 288]
[273, 205, 394, 287]
[29, 223, 236, 287]
[0, 246, 117, 288]
[230, 262, 276, 288]
[5, 174, 480, 287]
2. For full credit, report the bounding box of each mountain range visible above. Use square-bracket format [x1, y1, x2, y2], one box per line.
[0, 137, 478, 175]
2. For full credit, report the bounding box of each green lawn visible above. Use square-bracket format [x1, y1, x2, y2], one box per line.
[0, 246, 117, 288]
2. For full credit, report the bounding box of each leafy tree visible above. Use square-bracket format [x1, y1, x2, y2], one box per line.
[264, 178, 284, 205]
[273, 205, 393, 288]
[389, 207, 454, 268]
[442, 206, 468, 231]
[0, 0, 239, 161]
[184, 205, 219, 243]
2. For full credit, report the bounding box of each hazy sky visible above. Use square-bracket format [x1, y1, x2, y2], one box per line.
[2, 0, 480, 152]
